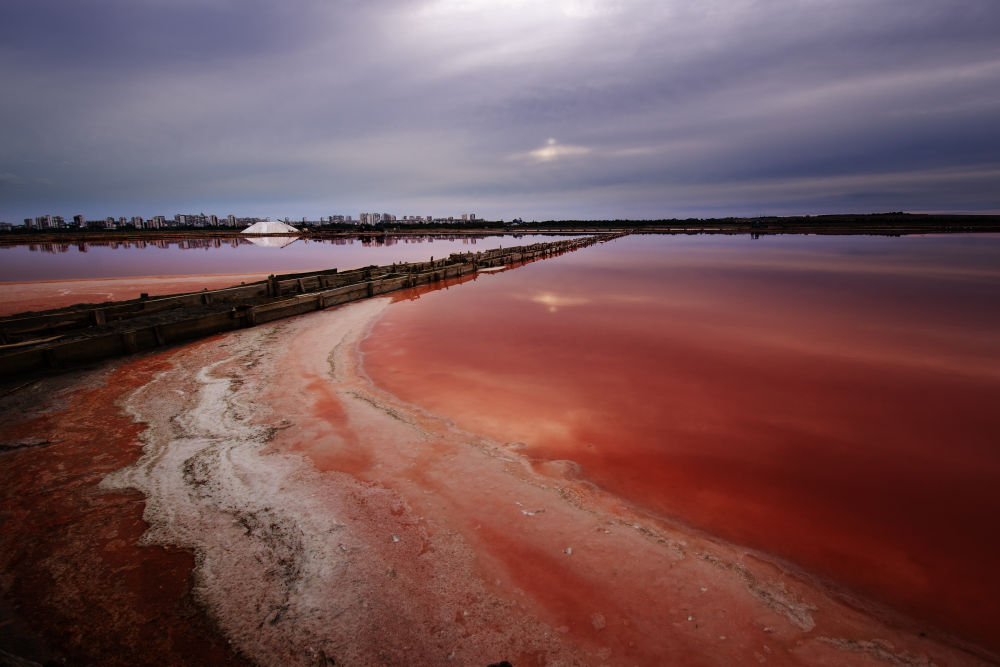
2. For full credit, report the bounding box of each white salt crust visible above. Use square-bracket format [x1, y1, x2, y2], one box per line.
[103, 300, 571, 667]
[100, 297, 993, 667]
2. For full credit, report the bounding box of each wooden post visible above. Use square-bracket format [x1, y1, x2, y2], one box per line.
[122, 331, 138, 354]
[91, 309, 106, 326]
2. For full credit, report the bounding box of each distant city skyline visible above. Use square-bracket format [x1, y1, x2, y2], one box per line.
[1, 0, 998, 223]
[4, 212, 483, 229]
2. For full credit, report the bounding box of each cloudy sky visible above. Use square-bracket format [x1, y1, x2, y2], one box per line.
[1, 0, 998, 222]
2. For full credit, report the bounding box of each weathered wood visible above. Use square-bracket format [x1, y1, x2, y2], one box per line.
[122, 331, 138, 354]
[0, 233, 625, 376]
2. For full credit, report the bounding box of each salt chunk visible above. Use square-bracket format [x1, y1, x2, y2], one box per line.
[392, 534, 399, 542]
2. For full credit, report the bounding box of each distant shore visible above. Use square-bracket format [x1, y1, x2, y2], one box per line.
[2, 212, 999, 244]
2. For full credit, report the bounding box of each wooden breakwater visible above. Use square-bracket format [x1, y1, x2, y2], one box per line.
[0, 233, 627, 376]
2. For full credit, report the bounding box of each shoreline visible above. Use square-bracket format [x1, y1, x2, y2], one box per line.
[102, 297, 997, 665]
[1, 271, 996, 665]
[3, 214, 1000, 246]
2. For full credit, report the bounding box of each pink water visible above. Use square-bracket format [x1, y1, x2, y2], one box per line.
[362, 233, 1000, 651]
[0, 234, 574, 282]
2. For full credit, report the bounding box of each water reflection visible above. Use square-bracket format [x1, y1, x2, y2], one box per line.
[0, 233, 574, 282]
[363, 233, 1000, 651]
[1, 233, 501, 255]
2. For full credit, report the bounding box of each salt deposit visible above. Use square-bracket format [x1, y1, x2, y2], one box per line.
[241, 220, 301, 235]
[102, 300, 567, 667]
[100, 295, 992, 667]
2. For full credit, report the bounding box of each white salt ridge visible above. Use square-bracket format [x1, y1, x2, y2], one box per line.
[103, 300, 570, 667]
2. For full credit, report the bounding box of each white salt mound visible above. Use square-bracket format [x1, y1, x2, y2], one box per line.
[242, 220, 301, 234]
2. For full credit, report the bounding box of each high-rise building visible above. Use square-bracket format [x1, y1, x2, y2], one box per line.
[209, 215, 219, 225]
[470, 214, 477, 220]
[175, 214, 209, 226]
[73, 215, 84, 227]
[461, 214, 468, 220]
[34, 215, 65, 229]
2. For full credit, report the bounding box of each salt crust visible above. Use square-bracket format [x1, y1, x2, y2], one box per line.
[98, 297, 990, 667]
[103, 299, 569, 667]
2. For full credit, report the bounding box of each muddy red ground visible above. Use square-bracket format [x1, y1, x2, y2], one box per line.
[0, 351, 251, 667]
[0, 273, 268, 317]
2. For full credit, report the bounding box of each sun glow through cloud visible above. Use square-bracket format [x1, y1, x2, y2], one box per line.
[524, 139, 592, 162]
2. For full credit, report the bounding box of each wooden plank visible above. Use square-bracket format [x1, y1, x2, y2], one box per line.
[0, 233, 623, 376]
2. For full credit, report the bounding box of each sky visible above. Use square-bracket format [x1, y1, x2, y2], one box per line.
[1, 0, 998, 222]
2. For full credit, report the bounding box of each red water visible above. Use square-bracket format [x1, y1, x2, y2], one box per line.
[361, 233, 1000, 651]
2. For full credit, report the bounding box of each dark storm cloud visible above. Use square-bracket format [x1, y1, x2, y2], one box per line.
[1, 0, 998, 221]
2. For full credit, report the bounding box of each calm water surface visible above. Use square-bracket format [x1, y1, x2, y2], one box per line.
[0, 234, 569, 282]
[362, 233, 1000, 650]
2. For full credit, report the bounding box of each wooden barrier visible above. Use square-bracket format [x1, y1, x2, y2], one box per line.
[0, 233, 629, 376]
